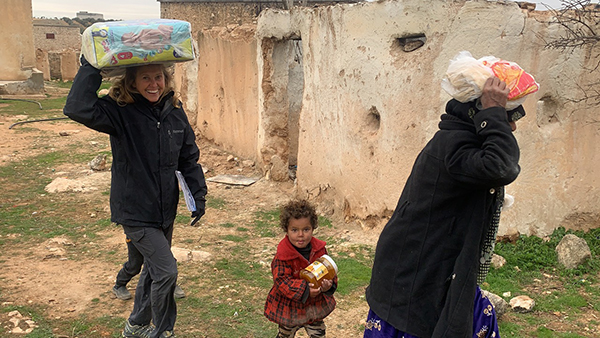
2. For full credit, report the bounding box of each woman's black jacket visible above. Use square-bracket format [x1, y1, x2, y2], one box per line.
[63, 62, 207, 228]
[365, 99, 521, 337]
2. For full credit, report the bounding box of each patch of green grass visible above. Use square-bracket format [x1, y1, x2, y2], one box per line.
[1, 305, 54, 337]
[45, 80, 72, 89]
[536, 289, 588, 312]
[486, 227, 600, 337]
[220, 222, 235, 228]
[206, 196, 226, 210]
[534, 326, 586, 338]
[236, 227, 249, 232]
[0, 97, 70, 121]
[222, 234, 246, 242]
[53, 314, 123, 338]
[498, 320, 524, 337]
[213, 257, 272, 289]
[253, 209, 279, 238]
[175, 213, 191, 224]
[488, 227, 600, 296]
[332, 249, 373, 296]
[319, 215, 333, 228]
[178, 293, 276, 337]
[0, 151, 114, 246]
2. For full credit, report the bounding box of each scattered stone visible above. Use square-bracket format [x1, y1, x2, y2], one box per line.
[241, 159, 255, 168]
[208, 148, 222, 156]
[58, 130, 81, 137]
[481, 290, 508, 318]
[269, 155, 288, 182]
[502, 291, 511, 298]
[191, 250, 212, 262]
[491, 253, 506, 269]
[226, 155, 235, 162]
[171, 247, 192, 262]
[44, 172, 110, 193]
[497, 227, 519, 243]
[47, 237, 73, 246]
[556, 234, 592, 269]
[89, 154, 107, 171]
[7, 310, 37, 334]
[509, 295, 535, 313]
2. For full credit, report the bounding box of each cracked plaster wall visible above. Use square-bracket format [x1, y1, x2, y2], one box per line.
[169, 0, 600, 236]
[255, 0, 600, 236]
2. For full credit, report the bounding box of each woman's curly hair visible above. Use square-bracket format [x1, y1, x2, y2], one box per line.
[108, 63, 180, 107]
[280, 200, 318, 231]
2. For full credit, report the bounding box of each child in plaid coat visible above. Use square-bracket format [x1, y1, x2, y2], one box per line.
[264, 200, 337, 338]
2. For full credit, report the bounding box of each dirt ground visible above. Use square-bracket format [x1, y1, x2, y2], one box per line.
[0, 91, 380, 337]
[1, 88, 598, 337]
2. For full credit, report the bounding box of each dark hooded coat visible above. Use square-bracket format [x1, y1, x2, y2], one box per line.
[365, 99, 521, 338]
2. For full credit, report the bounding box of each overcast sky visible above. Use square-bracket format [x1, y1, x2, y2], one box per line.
[31, 0, 568, 21]
[32, 0, 161, 21]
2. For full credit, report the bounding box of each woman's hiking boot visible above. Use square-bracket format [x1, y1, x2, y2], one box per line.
[173, 285, 185, 299]
[122, 320, 153, 338]
[112, 285, 132, 300]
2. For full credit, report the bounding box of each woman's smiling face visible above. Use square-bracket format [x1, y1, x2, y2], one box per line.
[133, 64, 165, 103]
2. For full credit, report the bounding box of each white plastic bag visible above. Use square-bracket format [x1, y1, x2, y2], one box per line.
[441, 51, 493, 104]
[441, 51, 539, 110]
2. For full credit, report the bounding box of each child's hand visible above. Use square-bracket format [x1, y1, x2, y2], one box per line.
[308, 283, 321, 298]
[320, 279, 333, 293]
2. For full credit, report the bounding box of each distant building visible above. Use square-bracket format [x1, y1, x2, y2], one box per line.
[32, 19, 81, 81]
[76, 11, 104, 20]
[33, 19, 80, 51]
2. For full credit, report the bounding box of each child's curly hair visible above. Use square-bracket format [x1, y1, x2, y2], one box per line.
[280, 200, 318, 231]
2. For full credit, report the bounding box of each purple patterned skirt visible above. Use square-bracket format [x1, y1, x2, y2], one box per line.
[363, 286, 499, 338]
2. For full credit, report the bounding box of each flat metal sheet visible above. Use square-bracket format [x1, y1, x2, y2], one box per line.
[206, 174, 260, 186]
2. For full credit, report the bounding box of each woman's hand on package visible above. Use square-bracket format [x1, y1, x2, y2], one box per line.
[480, 76, 510, 110]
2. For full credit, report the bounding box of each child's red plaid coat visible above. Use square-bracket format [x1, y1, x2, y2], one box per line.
[264, 236, 337, 327]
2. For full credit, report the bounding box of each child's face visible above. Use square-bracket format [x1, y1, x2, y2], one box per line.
[286, 217, 314, 249]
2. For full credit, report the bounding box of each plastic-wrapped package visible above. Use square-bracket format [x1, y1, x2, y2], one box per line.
[441, 51, 539, 110]
[81, 19, 195, 69]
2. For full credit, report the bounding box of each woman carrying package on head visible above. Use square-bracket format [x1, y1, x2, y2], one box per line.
[63, 19, 205, 338]
[363, 51, 538, 338]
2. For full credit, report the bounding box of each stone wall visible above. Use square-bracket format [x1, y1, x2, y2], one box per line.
[254, 0, 600, 236]
[166, 0, 600, 236]
[161, 2, 273, 30]
[33, 23, 81, 52]
[0, 0, 36, 81]
[194, 26, 260, 159]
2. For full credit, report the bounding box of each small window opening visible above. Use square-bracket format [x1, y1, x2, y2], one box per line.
[396, 34, 426, 52]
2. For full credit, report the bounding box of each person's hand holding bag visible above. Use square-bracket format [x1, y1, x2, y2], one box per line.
[480, 77, 510, 110]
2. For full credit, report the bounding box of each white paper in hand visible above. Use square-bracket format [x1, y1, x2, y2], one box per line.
[175, 170, 196, 212]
